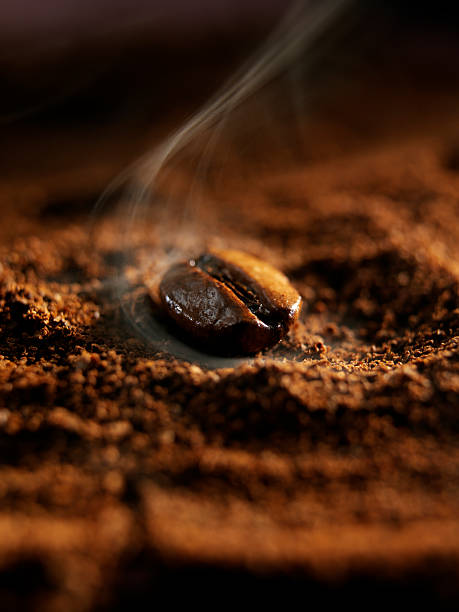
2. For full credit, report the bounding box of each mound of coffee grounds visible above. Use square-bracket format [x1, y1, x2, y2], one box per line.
[1, 67, 459, 611]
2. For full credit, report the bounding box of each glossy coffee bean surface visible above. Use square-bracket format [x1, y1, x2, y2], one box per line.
[159, 249, 302, 355]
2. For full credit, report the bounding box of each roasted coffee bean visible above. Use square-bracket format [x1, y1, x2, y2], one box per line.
[159, 249, 302, 355]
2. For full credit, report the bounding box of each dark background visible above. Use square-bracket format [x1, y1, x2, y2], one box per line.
[0, 0, 458, 193]
[1, 0, 458, 124]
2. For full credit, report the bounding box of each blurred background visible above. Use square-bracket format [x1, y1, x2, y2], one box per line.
[0, 0, 458, 211]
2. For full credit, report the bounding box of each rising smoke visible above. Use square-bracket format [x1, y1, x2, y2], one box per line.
[93, 0, 353, 366]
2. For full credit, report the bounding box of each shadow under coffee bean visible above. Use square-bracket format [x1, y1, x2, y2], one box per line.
[122, 287, 247, 368]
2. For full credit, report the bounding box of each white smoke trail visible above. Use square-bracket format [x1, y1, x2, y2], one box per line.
[94, 0, 352, 222]
[92, 0, 353, 366]
[137, 0, 351, 196]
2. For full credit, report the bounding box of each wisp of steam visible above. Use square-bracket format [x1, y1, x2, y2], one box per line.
[93, 0, 352, 368]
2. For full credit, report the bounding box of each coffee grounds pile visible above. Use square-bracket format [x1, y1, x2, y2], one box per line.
[1, 68, 459, 609]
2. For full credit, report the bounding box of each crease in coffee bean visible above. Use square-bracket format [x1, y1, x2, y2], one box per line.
[196, 254, 272, 323]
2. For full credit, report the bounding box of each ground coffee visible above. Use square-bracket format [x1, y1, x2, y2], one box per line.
[0, 47, 458, 611]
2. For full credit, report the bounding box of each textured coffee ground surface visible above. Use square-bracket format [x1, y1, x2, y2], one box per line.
[1, 80, 459, 609]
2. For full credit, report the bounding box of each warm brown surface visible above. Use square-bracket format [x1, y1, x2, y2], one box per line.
[1, 58, 459, 610]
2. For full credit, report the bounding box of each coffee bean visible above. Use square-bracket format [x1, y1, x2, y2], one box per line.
[158, 249, 302, 355]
